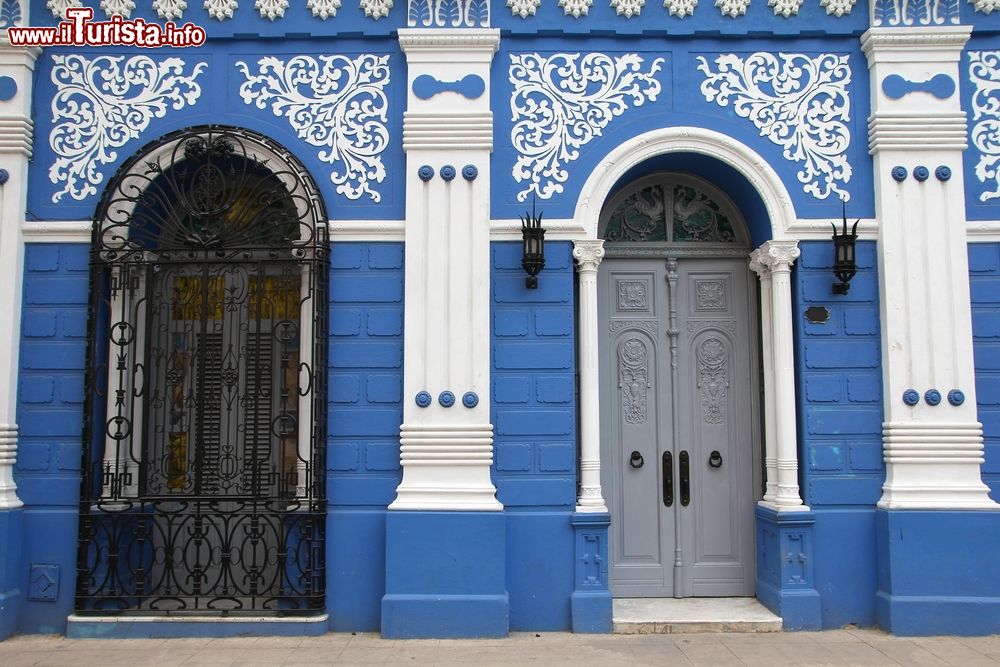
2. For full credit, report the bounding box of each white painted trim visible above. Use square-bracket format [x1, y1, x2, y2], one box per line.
[967, 221, 1000, 242]
[327, 220, 404, 241]
[490, 218, 584, 240]
[571, 127, 798, 242]
[21, 220, 92, 243]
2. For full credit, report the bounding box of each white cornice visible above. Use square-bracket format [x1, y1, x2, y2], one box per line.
[861, 26, 972, 61]
[398, 28, 500, 55]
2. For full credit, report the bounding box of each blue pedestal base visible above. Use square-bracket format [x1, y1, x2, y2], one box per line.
[381, 511, 508, 638]
[876, 509, 1000, 636]
[754, 505, 822, 630]
[569, 513, 611, 633]
[0, 508, 23, 640]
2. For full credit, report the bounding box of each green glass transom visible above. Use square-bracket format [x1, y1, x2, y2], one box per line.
[603, 183, 737, 243]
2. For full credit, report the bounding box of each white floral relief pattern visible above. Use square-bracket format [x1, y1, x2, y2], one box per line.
[821, 0, 855, 15]
[47, 0, 81, 19]
[768, 0, 802, 15]
[308, 0, 341, 17]
[559, 0, 592, 16]
[664, 0, 697, 15]
[972, 0, 1000, 13]
[237, 55, 391, 202]
[611, 0, 644, 16]
[48, 55, 206, 203]
[256, 0, 288, 18]
[715, 0, 749, 16]
[509, 53, 664, 202]
[697, 52, 853, 201]
[969, 51, 1000, 202]
[204, 0, 238, 19]
[508, 0, 541, 16]
[153, 0, 187, 19]
[101, 0, 135, 17]
[361, 0, 393, 18]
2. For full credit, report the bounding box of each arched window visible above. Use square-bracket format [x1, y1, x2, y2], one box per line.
[77, 126, 328, 615]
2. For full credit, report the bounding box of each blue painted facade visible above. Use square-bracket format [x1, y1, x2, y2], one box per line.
[0, 0, 998, 642]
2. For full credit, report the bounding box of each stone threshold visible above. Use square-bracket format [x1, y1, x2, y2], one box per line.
[613, 597, 782, 634]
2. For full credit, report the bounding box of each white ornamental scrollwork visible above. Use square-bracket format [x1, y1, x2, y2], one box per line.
[510, 53, 664, 202]
[872, 0, 959, 24]
[308, 0, 341, 17]
[237, 54, 391, 203]
[204, 0, 237, 19]
[508, 0, 541, 16]
[619, 338, 651, 425]
[407, 0, 488, 25]
[970, 51, 1000, 202]
[697, 337, 729, 424]
[153, 0, 187, 19]
[697, 52, 853, 202]
[48, 55, 206, 203]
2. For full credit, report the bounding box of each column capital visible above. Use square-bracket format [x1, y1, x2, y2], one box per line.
[748, 248, 770, 278]
[757, 240, 800, 272]
[573, 239, 606, 273]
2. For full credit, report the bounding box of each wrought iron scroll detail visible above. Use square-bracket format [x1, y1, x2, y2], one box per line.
[697, 337, 729, 424]
[78, 126, 328, 617]
[618, 337, 650, 425]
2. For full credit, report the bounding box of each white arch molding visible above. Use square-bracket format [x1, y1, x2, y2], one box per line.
[571, 127, 807, 514]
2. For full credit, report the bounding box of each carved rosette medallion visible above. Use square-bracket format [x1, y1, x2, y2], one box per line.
[695, 280, 726, 311]
[619, 338, 650, 425]
[617, 281, 648, 311]
[697, 337, 729, 424]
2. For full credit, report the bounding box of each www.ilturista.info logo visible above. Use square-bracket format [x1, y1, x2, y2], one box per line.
[7, 7, 206, 47]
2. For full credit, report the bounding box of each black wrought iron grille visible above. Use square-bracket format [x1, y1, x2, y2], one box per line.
[77, 127, 328, 615]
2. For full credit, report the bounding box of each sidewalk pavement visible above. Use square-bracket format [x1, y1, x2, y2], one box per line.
[1, 628, 999, 666]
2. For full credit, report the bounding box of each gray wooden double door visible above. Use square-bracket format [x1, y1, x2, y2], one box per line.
[599, 256, 757, 598]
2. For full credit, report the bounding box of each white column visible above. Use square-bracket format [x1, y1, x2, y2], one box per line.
[749, 250, 778, 504]
[573, 240, 607, 514]
[390, 29, 501, 511]
[0, 39, 39, 510]
[863, 27, 996, 509]
[759, 240, 807, 510]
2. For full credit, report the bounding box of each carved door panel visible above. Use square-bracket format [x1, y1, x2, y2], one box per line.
[600, 257, 755, 598]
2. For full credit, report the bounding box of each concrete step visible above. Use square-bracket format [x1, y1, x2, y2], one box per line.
[613, 597, 783, 634]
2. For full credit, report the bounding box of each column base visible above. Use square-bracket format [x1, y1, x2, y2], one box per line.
[876, 509, 1000, 635]
[570, 513, 611, 633]
[381, 511, 508, 638]
[0, 508, 23, 640]
[754, 505, 822, 630]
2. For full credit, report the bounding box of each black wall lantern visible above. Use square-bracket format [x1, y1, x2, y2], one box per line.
[521, 199, 546, 289]
[832, 201, 859, 295]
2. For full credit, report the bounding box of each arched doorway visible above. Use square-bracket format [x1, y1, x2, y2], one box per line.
[76, 126, 329, 615]
[597, 172, 760, 598]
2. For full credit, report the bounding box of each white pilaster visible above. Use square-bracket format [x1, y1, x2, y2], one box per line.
[573, 240, 607, 513]
[863, 27, 997, 509]
[749, 250, 778, 504]
[0, 34, 39, 511]
[390, 29, 502, 511]
[756, 240, 807, 511]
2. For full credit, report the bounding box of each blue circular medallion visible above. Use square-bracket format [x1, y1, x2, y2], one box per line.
[440, 165, 456, 181]
[418, 165, 434, 182]
[439, 391, 455, 407]
[462, 392, 479, 408]
[947, 389, 965, 406]
[0, 77, 17, 102]
[0, 169, 9, 186]
[462, 165, 478, 181]
[924, 389, 941, 406]
[935, 165, 952, 181]
[415, 391, 432, 408]
[902, 389, 920, 406]
[891, 166, 907, 182]
[913, 166, 930, 182]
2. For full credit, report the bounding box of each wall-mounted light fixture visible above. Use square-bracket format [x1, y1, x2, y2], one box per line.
[832, 201, 859, 295]
[521, 199, 546, 289]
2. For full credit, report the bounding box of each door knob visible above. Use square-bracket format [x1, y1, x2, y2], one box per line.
[629, 451, 644, 469]
[709, 450, 723, 468]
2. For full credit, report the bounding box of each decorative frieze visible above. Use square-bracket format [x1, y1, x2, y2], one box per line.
[236, 54, 391, 202]
[697, 52, 853, 202]
[969, 51, 1000, 203]
[48, 55, 206, 203]
[509, 53, 663, 202]
[872, 0, 959, 25]
[407, 0, 489, 26]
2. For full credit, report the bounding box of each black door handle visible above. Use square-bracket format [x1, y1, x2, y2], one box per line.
[709, 450, 723, 468]
[679, 450, 690, 506]
[629, 450, 644, 469]
[662, 451, 673, 507]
